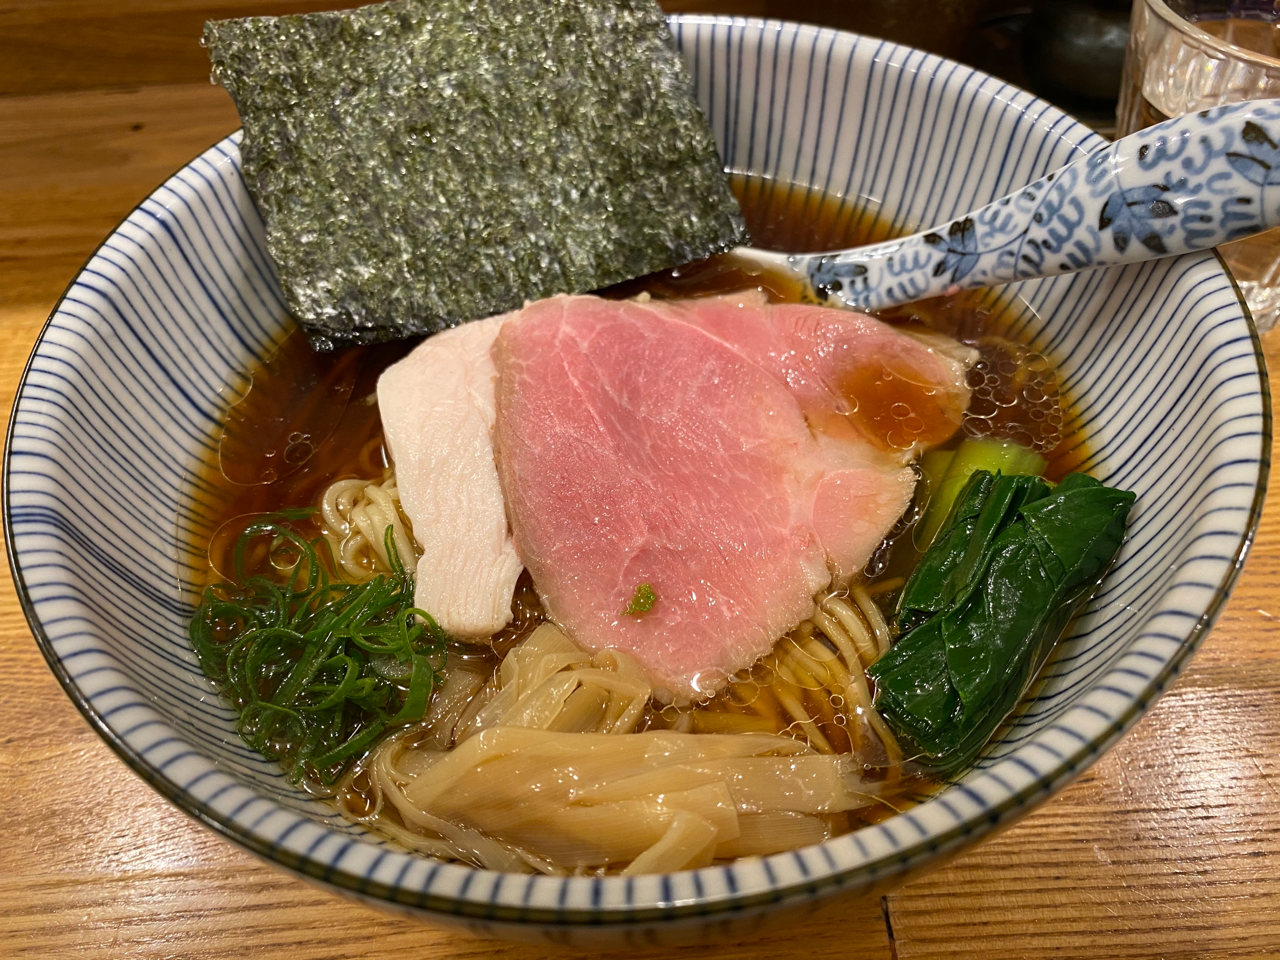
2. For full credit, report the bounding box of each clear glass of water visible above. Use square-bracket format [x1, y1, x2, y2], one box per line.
[1119, 0, 1280, 330]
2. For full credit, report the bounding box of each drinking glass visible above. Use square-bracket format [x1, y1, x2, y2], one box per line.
[1119, 0, 1280, 329]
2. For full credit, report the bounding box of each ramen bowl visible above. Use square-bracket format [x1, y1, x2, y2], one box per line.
[4, 14, 1268, 947]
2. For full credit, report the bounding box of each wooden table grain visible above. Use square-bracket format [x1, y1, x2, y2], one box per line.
[4, 32, 1280, 960]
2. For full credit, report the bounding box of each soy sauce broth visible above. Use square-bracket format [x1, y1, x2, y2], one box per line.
[191, 174, 1089, 590]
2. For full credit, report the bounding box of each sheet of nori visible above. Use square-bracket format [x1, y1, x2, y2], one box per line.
[205, 0, 749, 349]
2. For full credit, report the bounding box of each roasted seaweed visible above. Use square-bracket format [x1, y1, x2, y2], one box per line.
[205, 0, 748, 349]
[869, 471, 1136, 772]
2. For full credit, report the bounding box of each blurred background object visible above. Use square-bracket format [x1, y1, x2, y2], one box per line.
[761, 0, 990, 58]
[1119, 0, 1280, 128]
[1023, 1, 1133, 122]
[1119, 0, 1280, 329]
[752, 1, 1134, 134]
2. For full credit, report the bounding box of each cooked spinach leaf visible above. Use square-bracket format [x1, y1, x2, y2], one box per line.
[897, 471, 1050, 633]
[870, 470, 1135, 772]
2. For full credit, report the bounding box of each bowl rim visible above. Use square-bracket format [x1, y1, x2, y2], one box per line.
[4, 13, 1272, 926]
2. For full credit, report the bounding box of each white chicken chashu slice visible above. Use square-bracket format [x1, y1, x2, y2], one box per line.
[377, 315, 521, 637]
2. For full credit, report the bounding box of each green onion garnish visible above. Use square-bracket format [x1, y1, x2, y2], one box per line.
[622, 582, 657, 617]
[189, 513, 445, 786]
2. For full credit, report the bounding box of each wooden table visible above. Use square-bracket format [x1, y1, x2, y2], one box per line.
[4, 12, 1280, 960]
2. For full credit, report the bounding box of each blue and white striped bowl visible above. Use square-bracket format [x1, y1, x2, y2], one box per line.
[5, 15, 1268, 946]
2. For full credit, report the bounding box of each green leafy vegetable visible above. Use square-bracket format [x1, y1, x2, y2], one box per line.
[189, 514, 445, 785]
[623, 583, 658, 617]
[914, 438, 1048, 551]
[897, 472, 1051, 633]
[870, 470, 1135, 772]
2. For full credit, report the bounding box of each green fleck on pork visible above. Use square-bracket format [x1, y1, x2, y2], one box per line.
[623, 583, 657, 617]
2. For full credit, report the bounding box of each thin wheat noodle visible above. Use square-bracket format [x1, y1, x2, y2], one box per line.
[800, 633, 901, 766]
[804, 613, 903, 765]
[818, 598, 877, 667]
[320, 478, 365, 536]
[850, 585, 892, 657]
[317, 472, 416, 581]
[783, 642, 854, 752]
[781, 643, 833, 690]
[364, 481, 414, 569]
[338, 531, 371, 579]
[787, 646, 853, 749]
[361, 813, 469, 861]
[802, 642, 860, 753]
[812, 607, 870, 674]
[768, 658, 834, 754]
[747, 686, 783, 727]
[866, 576, 905, 598]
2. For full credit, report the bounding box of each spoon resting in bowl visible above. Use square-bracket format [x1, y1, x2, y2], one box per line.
[736, 99, 1280, 310]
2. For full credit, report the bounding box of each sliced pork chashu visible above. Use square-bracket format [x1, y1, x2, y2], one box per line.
[492, 294, 971, 700]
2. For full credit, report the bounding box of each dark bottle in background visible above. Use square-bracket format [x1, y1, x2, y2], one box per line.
[756, 1, 1133, 132]
[760, 0, 990, 58]
[1023, 1, 1133, 109]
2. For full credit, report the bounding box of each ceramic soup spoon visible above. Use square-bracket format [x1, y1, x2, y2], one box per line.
[737, 99, 1280, 310]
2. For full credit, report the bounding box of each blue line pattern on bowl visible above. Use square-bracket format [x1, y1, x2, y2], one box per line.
[3, 15, 1269, 944]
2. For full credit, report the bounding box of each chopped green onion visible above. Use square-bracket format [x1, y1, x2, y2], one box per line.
[189, 513, 445, 786]
[623, 583, 657, 617]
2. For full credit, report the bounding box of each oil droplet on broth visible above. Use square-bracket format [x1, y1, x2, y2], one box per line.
[963, 337, 1066, 454]
[218, 334, 360, 486]
[284, 431, 316, 467]
[206, 510, 299, 582]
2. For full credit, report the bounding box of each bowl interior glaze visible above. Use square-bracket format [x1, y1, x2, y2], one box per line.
[5, 14, 1268, 945]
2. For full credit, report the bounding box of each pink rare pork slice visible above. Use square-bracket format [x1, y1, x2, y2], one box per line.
[492, 293, 971, 700]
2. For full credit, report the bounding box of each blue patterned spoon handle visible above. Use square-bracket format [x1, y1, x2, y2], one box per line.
[742, 99, 1280, 311]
